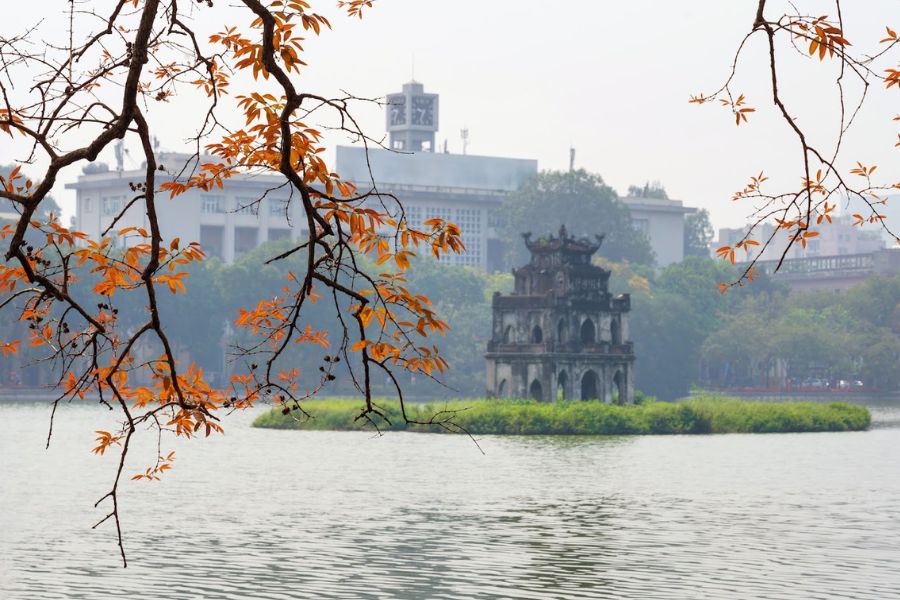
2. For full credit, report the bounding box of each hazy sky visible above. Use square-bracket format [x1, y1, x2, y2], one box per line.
[2, 0, 898, 232]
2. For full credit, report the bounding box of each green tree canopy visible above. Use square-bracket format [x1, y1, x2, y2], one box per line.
[683, 208, 715, 258]
[626, 181, 669, 199]
[618, 256, 786, 398]
[497, 169, 655, 268]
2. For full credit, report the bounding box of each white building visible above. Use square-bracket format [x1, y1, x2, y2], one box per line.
[67, 81, 698, 271]
[336, 145, 537, 269]
[621, 195, 695, 267]
[67, 157, 306, 263]
[67, 81, 537, 269]
[717, 214, 884, 263]
[338, 80, 537, 270]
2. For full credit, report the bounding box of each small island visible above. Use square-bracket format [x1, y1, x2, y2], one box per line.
[255, 230, 870, 437]
[253, 395, 870, 435]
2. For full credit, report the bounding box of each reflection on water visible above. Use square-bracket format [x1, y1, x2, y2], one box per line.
[2, 402, 900, 599]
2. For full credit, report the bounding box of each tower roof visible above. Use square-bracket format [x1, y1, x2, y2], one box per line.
[522, 225, 605, 262]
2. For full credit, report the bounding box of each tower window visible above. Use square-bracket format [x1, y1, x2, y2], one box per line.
[581, 319, 596, 344]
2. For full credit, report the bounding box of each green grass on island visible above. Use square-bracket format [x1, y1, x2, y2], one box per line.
[252, 394, 871, 435]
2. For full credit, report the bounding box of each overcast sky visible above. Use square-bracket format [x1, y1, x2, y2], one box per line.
[2, 0, 898, 232]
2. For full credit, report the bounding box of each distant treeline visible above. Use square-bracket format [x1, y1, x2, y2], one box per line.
[601, 257, 900, 397]
[0, 239, 506, 396]
[5, 236, 899, 399]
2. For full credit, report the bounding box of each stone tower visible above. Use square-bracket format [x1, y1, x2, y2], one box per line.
[385, 81, 439, 152]
[485, 226, 635, 403]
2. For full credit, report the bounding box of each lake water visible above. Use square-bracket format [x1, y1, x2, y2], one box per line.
[1, 400, 899, 599]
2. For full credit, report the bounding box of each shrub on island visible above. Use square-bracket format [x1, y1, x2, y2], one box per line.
[252, 394, 870, 435]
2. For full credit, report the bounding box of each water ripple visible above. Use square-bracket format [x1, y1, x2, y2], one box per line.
[2, 403, 900, 599]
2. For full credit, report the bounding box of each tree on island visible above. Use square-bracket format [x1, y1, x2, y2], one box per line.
[0, 0, 899, 564]
[497, 169, 655, 268]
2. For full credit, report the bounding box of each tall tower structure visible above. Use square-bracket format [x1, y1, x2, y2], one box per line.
[485, 226, 635, 403]
[386, 81, 439, 152]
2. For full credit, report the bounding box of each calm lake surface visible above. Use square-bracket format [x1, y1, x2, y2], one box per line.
[1, 400, 899, 599]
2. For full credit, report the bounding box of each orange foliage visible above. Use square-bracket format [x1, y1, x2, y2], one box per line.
[692, 6, 900, 291]
[0, 0, 465, 563]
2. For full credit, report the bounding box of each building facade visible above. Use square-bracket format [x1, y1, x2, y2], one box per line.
[67, 81, 537, 269]
[485, 226, 635, 403]
[622, 194, 695, 267]
[68, 156, 306, 263]
[717, 215, 885, 263]
[337, 80, 537, 270]
[336, 145, 536, 269]
[718, 216, 891, 292]
[743, 248, 900, 293]
[67, 80, 696, 272]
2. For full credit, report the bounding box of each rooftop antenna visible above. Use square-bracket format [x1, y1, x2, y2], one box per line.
[569, 147, 576, 172]
[411, 53, 416, 82]
[460, 127, 469, 155]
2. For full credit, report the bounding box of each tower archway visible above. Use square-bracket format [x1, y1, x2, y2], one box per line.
[613, 370, 626, 405]
[581, 318, 596, 344]
[611, 318, 621, 345]
[531, 325, 543, 344]
[581, 369, 599, 400]
[557, 370, 568, 401]
[529, 379, 543, 402]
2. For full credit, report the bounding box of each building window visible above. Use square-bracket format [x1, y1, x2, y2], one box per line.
[101, 196, 124, 216]
[83, 198, 93, 213]
[269, 198, 289, 217]
[425, 206, 453, 222]
[269, 228, 291, 241]
[234, 226, 258, 257]
[404, 205, 423, 228]
[235, 196, 257, 216]
[453, 207, 483, 267]
[201, 194, 225, 214]
[200, 225, 224, 260]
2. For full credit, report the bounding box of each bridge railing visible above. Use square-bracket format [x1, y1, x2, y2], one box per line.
[740, 253, 875, 279]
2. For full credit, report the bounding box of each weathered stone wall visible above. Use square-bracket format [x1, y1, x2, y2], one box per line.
[486, 227, 636, 404]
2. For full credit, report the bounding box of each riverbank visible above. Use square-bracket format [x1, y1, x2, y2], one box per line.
[252, 395, 871, 435]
